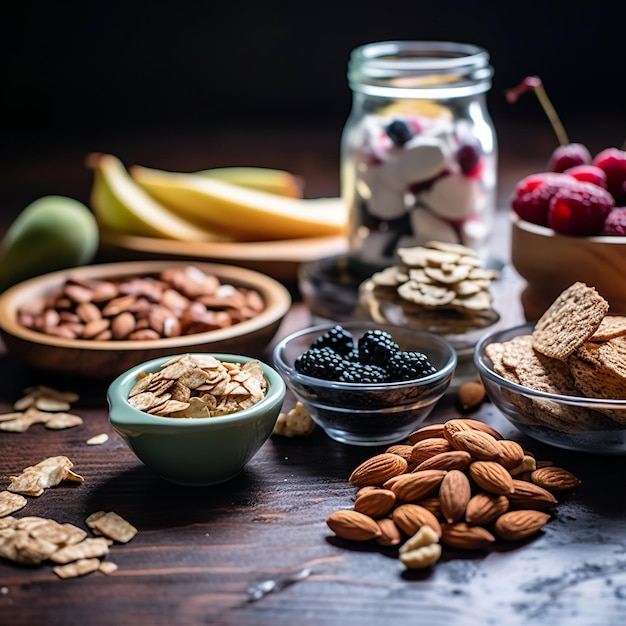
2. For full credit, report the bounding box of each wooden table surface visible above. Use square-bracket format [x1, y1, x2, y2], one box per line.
[1, 122, 625, 626]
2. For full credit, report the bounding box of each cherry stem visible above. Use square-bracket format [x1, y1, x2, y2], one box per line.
[506, 76, 569, 146]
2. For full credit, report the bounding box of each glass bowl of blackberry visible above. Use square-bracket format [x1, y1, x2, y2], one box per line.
[272, 321, 457, 446]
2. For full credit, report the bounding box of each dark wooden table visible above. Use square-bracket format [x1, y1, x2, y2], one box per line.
[1, 122, 625, 626]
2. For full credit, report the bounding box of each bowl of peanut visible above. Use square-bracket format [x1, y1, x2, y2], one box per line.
[0, 261, 291, 379]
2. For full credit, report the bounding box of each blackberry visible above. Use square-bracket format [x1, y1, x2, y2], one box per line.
[358, 330, 399, 366]
[385, 119, 413, 147]
[295, 347, 346, 380]
[338, 362, 388, 384]
[387, 351, 437, 382]
[311, 325, 354, 356]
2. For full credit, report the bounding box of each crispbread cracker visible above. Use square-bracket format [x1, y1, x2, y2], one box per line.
[589, 316, 626, 342]
[532, 282, 609, 360]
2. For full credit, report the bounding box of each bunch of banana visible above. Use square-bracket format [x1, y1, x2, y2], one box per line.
[87, 153, 348, 242]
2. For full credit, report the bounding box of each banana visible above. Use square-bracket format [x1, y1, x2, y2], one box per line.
[86, 153, 224, 241]
[196, 166, 303, 198]
[130, 164, 348, 242]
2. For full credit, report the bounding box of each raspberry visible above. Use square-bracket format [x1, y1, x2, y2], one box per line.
[547, 181, 615, 236]
[592, 148, 626, 203]
[510, 173, 574, 226]
[456, 140, 483, 177]
[311, 325, 354, 356]
[547, 143, 591, 173]
[387, 351, 437, 381]
[358, 330, 399, 366]
[563, 164, 608, 189]
[601, 207, 626, 236]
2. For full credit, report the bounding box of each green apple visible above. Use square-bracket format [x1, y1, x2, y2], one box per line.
[0, 195, 99, 291]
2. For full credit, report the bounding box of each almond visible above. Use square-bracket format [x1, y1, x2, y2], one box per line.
[415, 497, 441, 518]
[450, 430, 502, 460]
[326, 510, 381, 541]
[440, 522, 495, 550]
[354, 488, 396, 518]
[407, 423, 446, 444]
[460, 419, 503, 440]
[349, 453, 408, 488]
[385, 444, 415, 462]
[415, 450, 472, 472]
[469, 460, 514, 495]
[509, 454, 537, 476]
[375, 518, 402, 547]
[439, 470, 471, 524]
[398, 525, 442, 570]
[442, 419, 475, 445]
[391, 503, 442, 538]
[508, 479, 558, 510]
[457, 380, 486, 411]
[384, 469, 446, 502]
[494, 510, 551, 541]
[531, 467, 581, 492]
[410, 438, 452, 464]
[465, 492, 509, 525]
[496, 439, 525, 469]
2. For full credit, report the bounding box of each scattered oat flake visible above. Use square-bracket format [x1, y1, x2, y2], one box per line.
[0, 491, 27, 517]
[45, 413, 84, 430]
[53, 558, 101, 579]
[88, 511, 138, 544]
[98, 561, 119, 575]
[8, 456, 83, 497]
[86, 433, 109, 445]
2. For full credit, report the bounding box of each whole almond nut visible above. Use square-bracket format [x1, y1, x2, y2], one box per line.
[442, 419, 475, 445]
[111, 311, 136, 340]
[530, 467, 581, 491]
[451, 430, 501, 461]
[469, 461, 514, 495]
[407, 423, 446, 444]
[354, 488, 396, 518]
[376, 518, 402, 547]
[391, 503, 442, 538]
[326, 510, 381, 542]
[415, 450, 472, 472]
[440, 522, 495, 551]
[494, 510, 551, 541]
[457, 380, 486, 411]
[439, 469, 471, 524]
[384, 469, 446, 502]
[410, 438, 452, 464]
[460, 419, 503, 440]
[508, 479, 558, 510]
[385, 444, 415, 462]
[497, 439, 525, 469]
[75, 301, 102, 323]
[349, 453, 408, 488]
[465, 492, 510, 525]
[82, 318, 111, 339]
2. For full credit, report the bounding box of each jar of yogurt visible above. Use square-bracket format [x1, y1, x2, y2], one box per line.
[341, 41, 497, 272]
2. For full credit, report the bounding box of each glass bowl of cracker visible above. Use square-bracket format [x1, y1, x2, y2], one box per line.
[107, 352, 286, 485]
[273, 321, 457, 446]
[475, 282, 626, 454]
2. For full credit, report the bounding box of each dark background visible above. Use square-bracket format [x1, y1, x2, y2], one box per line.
[1, 0, 625, 216]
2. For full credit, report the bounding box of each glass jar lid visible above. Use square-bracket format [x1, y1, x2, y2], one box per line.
[347, 41, 494, 99]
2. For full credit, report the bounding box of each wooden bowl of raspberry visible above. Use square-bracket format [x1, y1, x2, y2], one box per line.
[509, 145, 626, 321]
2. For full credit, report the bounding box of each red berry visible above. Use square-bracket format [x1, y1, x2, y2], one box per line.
[548, 143, 591, 173]
[564, 164, 607, 189]
[547, 181, 615, 236]
[592, 147, 626, 203]
[511, 173, 573, 226]
[601, 207, 626, 236]
[456, 140, 483, 177]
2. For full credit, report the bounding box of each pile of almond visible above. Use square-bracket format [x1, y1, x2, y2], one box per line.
[326, 419, 580, 570]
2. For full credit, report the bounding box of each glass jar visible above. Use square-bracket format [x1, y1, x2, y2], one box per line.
[341, 41, 497, 272]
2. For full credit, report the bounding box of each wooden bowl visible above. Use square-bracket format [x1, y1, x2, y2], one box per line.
[0, 260, 291, 380]
[511, 215, 626, 320]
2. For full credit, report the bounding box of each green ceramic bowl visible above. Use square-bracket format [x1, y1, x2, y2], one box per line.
[107, 353, 286, 486]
